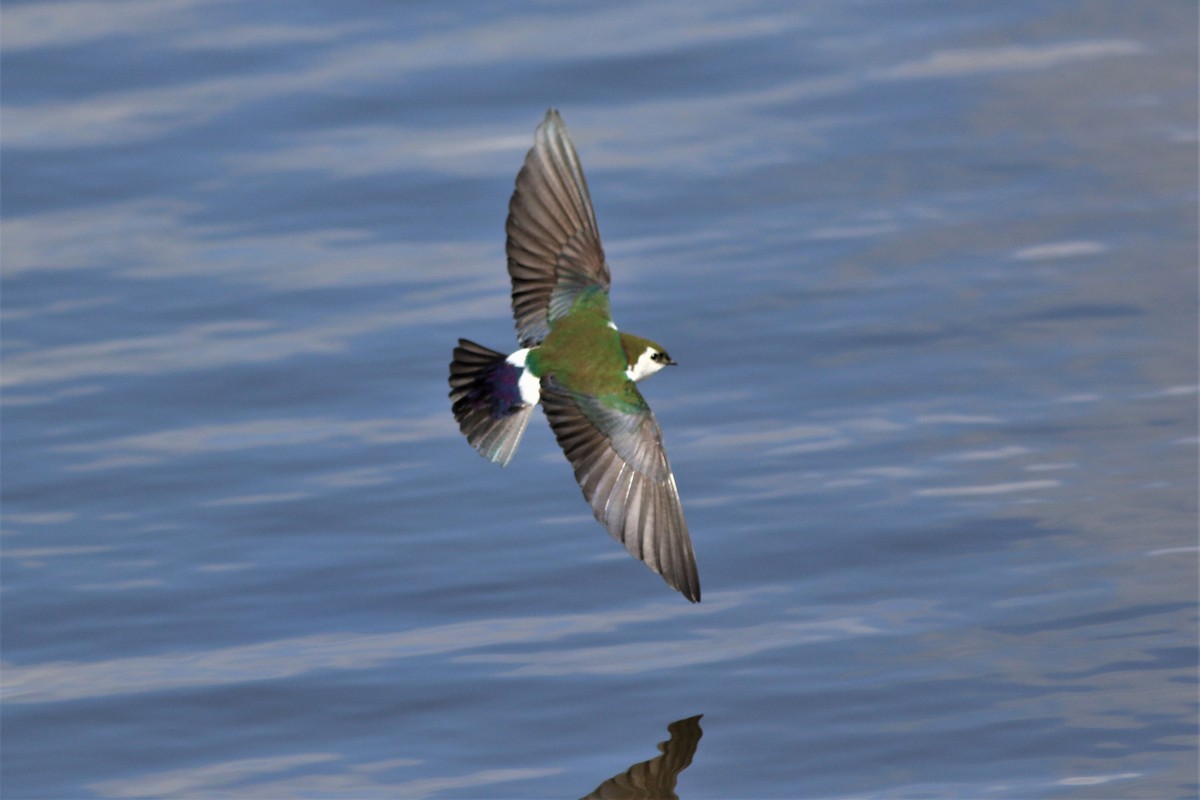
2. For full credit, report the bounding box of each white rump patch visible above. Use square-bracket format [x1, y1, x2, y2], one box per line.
[506, 348, 541, 404]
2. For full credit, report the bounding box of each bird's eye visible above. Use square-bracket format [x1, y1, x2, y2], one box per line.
[652, 352, 662, 361]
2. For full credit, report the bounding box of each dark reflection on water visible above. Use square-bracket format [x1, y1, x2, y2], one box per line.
[581, 715, 703, 800]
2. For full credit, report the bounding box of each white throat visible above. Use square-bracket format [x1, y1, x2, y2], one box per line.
[625, 347, 666, 382]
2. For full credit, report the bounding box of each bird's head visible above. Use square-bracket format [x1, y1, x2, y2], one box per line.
[620, 332, 677, 382]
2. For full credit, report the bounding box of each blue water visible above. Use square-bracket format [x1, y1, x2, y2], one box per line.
[3, 1, 1197, 798]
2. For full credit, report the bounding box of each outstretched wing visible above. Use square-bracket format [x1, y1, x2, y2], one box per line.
[540, 378, 700, 602]
[507, 109, 611, 348]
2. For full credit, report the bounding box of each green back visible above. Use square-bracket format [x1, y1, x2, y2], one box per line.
[527, 288, 648, 413]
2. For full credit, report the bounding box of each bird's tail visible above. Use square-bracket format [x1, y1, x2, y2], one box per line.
[449, 339, 535, 467]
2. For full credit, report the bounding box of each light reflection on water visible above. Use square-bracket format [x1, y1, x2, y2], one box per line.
[3, 0, 1196, 797]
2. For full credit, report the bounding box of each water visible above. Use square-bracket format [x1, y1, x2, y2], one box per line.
[3, 1, 1197, 797]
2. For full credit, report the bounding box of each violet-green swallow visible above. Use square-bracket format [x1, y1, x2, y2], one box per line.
[448, 109, 700, 602]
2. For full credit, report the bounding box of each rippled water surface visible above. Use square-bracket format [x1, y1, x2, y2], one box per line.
[3, 2, 1197, 798]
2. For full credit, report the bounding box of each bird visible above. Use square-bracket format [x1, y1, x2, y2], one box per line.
[449, 109, 700, 603]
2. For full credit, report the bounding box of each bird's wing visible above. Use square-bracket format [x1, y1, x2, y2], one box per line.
[540, 377, 700, 602]
[507, 109, 611, 348]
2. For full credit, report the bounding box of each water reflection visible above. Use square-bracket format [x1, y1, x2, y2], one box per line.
[581, 715, 703, 800]
[83, 717, 705, 799]
[8, 589, 920, 703]
[87, 753, 561, 799]
[2, 597, 738, 704]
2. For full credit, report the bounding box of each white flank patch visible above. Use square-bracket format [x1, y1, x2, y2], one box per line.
[506, 348, 540, 405]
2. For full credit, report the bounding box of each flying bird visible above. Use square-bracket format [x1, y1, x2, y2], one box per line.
[449, 109, 700, 602]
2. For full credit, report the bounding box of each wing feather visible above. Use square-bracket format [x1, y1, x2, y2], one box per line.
[506, 109, 611, 347]
[540, 379, 700, 602]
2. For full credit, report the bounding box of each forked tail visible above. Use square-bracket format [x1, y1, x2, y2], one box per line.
[449, 339, 535, 467]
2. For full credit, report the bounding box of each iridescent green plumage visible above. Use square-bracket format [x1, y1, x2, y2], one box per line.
[449, 109, 699, 602]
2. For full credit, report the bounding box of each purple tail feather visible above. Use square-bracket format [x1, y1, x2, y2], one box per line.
[449, 339, 534, 467]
